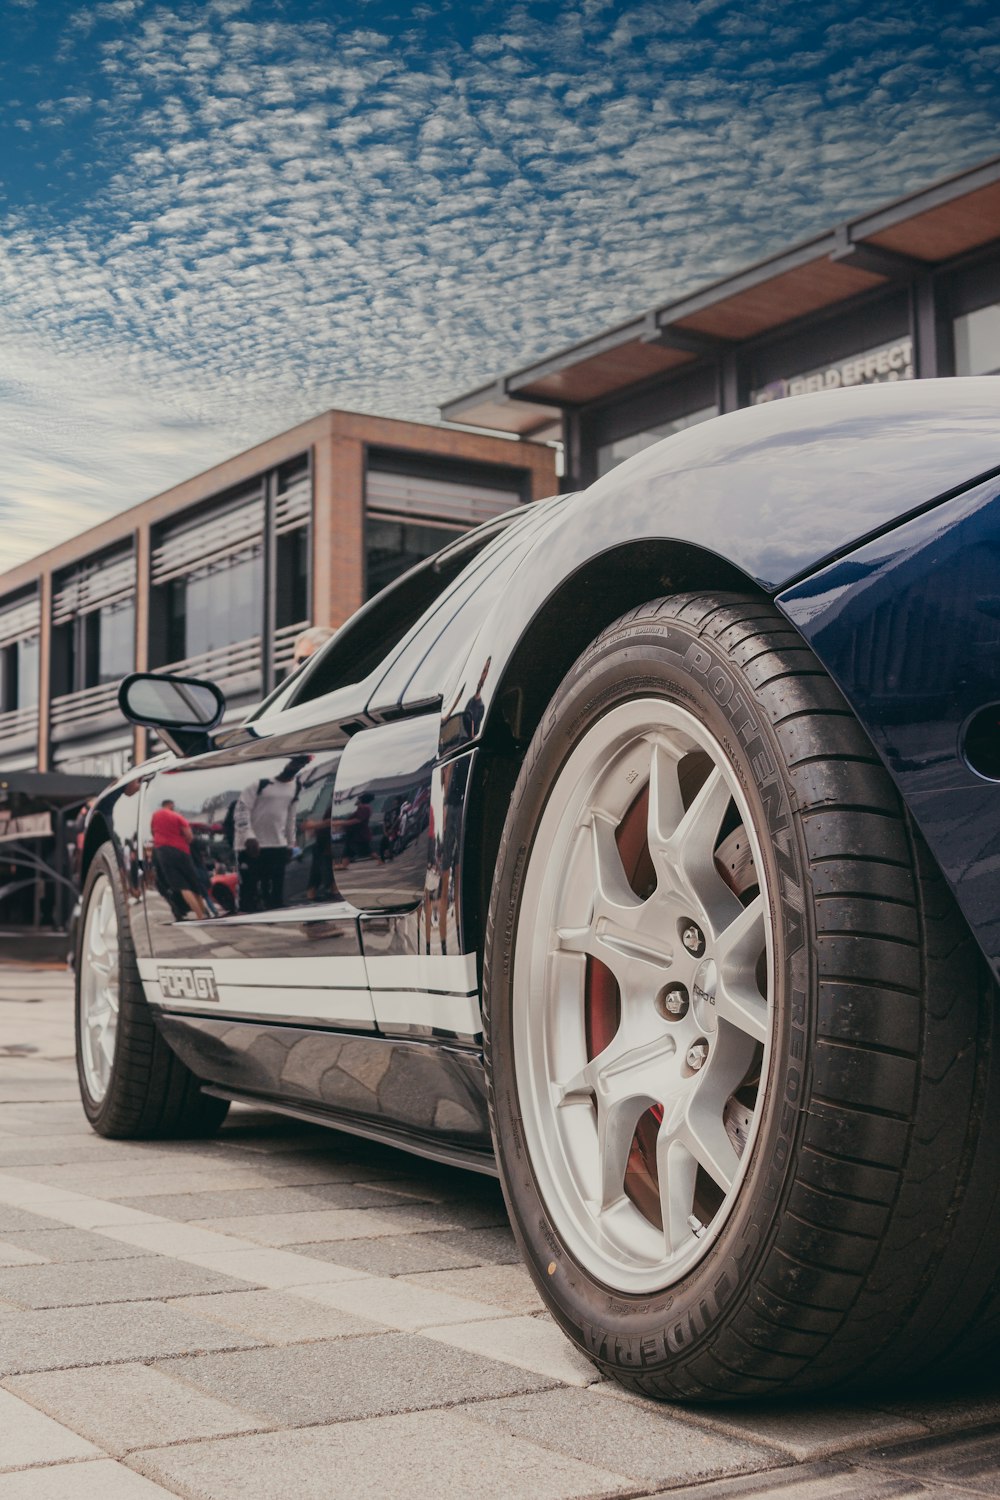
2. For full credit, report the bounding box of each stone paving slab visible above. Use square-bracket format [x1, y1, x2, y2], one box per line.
[460, 1385, 787, 1488]
[167, 1287, 387, 1343]
[400, 1262, 545, 1314]
[111, 1182, 426, 1219]
[0, 1460, 179, 1498]
[0, 1256, 257, 1309]
[642, 1458, 953, 1498]
[0, 1205, 85, 1236]
[0, 1301, 260, 1376]
[879, 1377, 1000, 1434]
[422, 1313, 600, 1387]
[0, 1228, 160, 1263]
[130, 1408, 631, 1500]
[289, 1272, 520, 1330]
[6, 1364, 272, 1457]
[190, 1198, 508, 1246]
[0, 1386, 101, 1469]
[865, 1424, 1000, 1494]
[652, 1395, 929, 1461]
[155, 1333, 559, 1426]
[177, 1244, 373, 1288]
[0, 1240, 48, 1266]
[296, 1225, 523, 1273]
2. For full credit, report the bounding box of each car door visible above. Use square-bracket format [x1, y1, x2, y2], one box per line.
[137, 681, 376, 1034]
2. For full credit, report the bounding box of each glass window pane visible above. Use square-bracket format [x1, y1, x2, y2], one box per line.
[596, 405, 717, 478]
[97, 601, 134, 684]
[167, 546, 261, 661]
[954, 303, 1000, 376]
[365, 519, 465, 598]
[17, 637, 38, 709]
[751, 337, 913, 404]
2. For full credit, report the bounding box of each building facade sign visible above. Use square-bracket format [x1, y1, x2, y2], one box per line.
[752, 338, 914, 404]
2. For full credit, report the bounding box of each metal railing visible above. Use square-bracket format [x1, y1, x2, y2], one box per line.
[0, 703, 39, 746]
[160, 635, 263, 696]
[274, 620, 310, 671]
[50, 681, 121, 733]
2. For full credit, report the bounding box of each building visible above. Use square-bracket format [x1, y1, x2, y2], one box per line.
[0, 408, 556, 785]
[441, 155, 1000, 487]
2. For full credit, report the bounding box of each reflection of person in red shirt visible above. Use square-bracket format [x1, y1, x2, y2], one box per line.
[150, 799, 206, 920]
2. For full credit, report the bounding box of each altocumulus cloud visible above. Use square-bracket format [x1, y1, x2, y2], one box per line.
[1, 0, 999, 565]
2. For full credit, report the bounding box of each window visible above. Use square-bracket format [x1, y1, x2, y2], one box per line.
[0, 636, 38, 712]
[50, 551, 136, 695]
[288, 523, 506, 709]
[596, 405, 717, 477]
[19, 638, 38, 708]
[954, 303, 1000, 376]
[366, 518, 466, 597]
[364, 453, 524, 600]
[95, 600, 134, 684]
[751, 337, 914, 403]
[276, 527, 310, 630]
[167, 546, 262, 661]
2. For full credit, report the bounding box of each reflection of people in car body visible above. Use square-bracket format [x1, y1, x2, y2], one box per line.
[302, 788, 341, 902]
[150, 799, 206, 920]
[334, 792, 374, 868]
[234, 755, 310, 910]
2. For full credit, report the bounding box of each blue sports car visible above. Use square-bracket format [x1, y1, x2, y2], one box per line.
[76, 377, 1000, 1400]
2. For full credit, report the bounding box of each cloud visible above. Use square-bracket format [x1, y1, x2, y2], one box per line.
[0, 0, 998, 568]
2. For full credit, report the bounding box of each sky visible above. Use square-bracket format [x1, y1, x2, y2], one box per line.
[2, 0, 999, 569]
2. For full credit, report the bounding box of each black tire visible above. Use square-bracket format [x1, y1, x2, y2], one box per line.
[75, 842, 230, 1140]
[484, 591, 1000, 1400]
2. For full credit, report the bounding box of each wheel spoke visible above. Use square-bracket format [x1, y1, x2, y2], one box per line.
[714, 894, 768, 1044]
[87, 999, 110, 1030]
[684, 1098, 741, 1193]
[655, 1130, 699, 1255]
[655, 765, 745, 928]
[597, 1094, 649, 1210]
[556, 812, 674, 985]
[646, 738, 686, 848]
[98, 1022, 117, 1067]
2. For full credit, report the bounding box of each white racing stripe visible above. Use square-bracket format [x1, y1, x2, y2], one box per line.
[372, 989, 482, 1038]
[138, 956, 368, 988]
[366, 952, 477, 995]
[141, 977, 376, 1028]
[137, 952, 481, 1034]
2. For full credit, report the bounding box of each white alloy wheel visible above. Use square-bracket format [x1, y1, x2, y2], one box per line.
[513, 697, 774, 1295]
[79, 872, 121, 1103]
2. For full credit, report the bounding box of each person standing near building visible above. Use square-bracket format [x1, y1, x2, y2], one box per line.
[150, 799, 206, 921]
[287, 626, 334, 678]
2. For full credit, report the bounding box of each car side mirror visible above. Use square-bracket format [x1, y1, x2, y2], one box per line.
[118, 673, 225, 757]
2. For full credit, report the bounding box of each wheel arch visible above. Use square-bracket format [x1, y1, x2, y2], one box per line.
[461, 539, 769, 960]
[81, 813, 111, 883]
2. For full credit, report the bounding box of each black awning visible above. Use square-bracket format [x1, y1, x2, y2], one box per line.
[0, 771, 111, 807]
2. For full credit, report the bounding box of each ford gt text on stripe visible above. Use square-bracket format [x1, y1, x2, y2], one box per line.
[76, 378, 1000, 1401]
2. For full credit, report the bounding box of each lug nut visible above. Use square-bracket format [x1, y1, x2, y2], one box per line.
[681, 921, 705, 957]
[686, 1040, 709, 1071]
[657, 983, 689, 1021]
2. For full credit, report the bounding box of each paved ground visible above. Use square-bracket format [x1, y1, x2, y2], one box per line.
[1, 965, 999, 1499]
